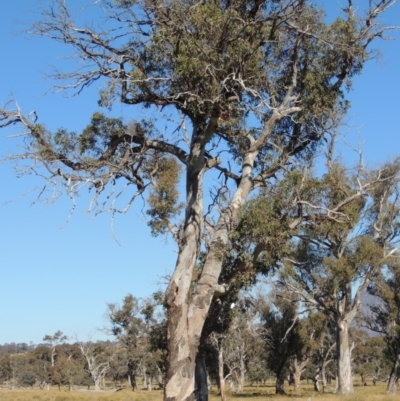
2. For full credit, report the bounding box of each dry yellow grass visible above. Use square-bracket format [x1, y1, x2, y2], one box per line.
[1, 381, 400, 401]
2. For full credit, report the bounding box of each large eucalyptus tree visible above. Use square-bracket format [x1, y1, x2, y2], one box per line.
[0, 1, 396, 400]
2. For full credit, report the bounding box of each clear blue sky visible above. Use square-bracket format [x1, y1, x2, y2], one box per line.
[0, 1, 399, 344]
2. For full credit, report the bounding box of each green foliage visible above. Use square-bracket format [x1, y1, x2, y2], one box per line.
[146, 157, 183, 236]
[367, 262, 400, 366]
[17, 371, 37, 387]
[259, 292, 303, 386]
[352, 333, 390, 381]
[106, 293, 166, 388]
[0, 354, 12, 382]
[79, 113, 126, 157]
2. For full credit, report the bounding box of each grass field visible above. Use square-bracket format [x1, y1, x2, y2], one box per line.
[1, 380, 400, 401]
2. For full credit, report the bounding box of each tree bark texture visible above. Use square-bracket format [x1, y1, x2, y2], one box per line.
[164, 148, 256, 401]
[336, 320, 353, 395]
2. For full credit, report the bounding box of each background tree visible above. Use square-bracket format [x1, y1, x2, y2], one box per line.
[17, 371, 37, 388]
[0, 354, 12, 385]
[258, 289, 303, 395]
[77, 339, 114, 391]
[0, 1, 397, 400]
[311, 316, 336, 392]
[364, 261, 400, 393]
[281, 157, 400, 394]
[43, 330, 68, 367]
[352, 331, 389, 386]
[106, 293, 165, 391]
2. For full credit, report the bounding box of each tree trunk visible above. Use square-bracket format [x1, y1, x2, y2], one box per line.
[361, 373, 367, 386]
[275, 373, 285, 395]
[194, 355, 208, 401]
[237, 354, 246, 393]
[387, 355, 400, 394]
[164, 148, 255, 401]
[313, 371, 320, 392]
[321, 365, 327, 392]
[290, 356, 307, 393]
[127, 361, 136, 391]
[218, 343, 226, 401]
[94, 378, 102, 392]
[293, 371, 301, 393]
[336, 320, 353, 395]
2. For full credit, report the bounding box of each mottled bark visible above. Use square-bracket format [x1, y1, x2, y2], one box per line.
[336, 320, 353, 395]
[165, 149, 255, 401]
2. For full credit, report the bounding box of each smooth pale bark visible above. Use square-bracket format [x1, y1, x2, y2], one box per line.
[321, 365, 328, 392]
[94, 378, 102, 392]
[218, 343, 226, 401]
[164, 128, 210, 401]
[164, 150, 257, 401]
[236, 351, 246, 393]
[313, 371, 320, 392]
[336, 320, 353, 395]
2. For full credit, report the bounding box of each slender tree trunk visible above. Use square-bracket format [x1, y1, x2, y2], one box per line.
[155, 364, 164, 389]
[387, 355, 400, 394]
[321, 364, 327, 392]
[127, 361, 136, 391]
[336, 319, 353, 395]
[313, 370, 320, 392]
[237, 354, 246, 393]
[293, 372, 301, 393]
[218, 342, 226, 401]
[275, 372, 285, 395]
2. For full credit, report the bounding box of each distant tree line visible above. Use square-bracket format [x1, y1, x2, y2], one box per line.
[1, 275, 400, 396]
